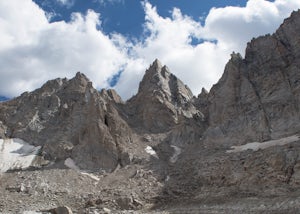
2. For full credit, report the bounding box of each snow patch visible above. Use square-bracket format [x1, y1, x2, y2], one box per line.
[145, 145, 159, 159]
[80, 172, 100, 181]
[0, 138, 41, 172]
[145, 146, 157, 156]
[170, 145, 181, 163]
[226, 135, 300, 153]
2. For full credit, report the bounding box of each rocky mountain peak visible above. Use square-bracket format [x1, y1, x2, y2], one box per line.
[150, 58, 163, 70]
[66, 71, 93, 93]
[136, 59, 193, 105]
[0, 71, 134, 172]
[205, 10, 300, 146]
[100, 89, 123, 104]
[73, 71, 90, 85]
[31, 72, 91, 99]
[200, 87, 208, 96]
[125, 59, 203, 132]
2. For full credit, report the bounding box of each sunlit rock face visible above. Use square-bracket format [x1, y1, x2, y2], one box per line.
[0, 72, 133, 171]
[204, 10, 300, 147]
[126, 59, 205, 133]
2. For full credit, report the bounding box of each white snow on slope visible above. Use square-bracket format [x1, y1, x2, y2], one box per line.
[170, 145, 181, 163]
[0, 138, 41, 172]
[145, 146, 156, 156]
[145, 145, 159, 159]
[226, 135, 300, 153]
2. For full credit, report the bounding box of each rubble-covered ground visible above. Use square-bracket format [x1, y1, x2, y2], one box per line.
[0, 165, 163, 213]
[2, 135, 300, 213]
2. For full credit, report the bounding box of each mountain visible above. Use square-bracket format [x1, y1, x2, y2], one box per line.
[205, 10, 300, 146]
[0, 72, 134, 171]
[1, 9, 300, 214]
[125, 59, 204, 133]
[162, 9, 300, 208]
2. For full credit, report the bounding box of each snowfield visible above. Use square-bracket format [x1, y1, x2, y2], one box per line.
[227, 135, 300, 153]
[0, 138, 41, 172]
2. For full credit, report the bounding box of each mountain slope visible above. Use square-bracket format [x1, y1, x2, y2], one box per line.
[160, 9, 300, 208]
[0, 72, 133, 171]
[205, 10, 300, 147]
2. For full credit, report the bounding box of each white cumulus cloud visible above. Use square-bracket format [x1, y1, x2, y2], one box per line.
[114, 0, 300, 99]
[0, 0, 300, 100]
[0, 0, 127, 97]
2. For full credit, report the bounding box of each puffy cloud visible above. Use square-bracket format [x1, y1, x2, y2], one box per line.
[0, 0, 127, 97]
[203, 0, 300, 54]
[0, 0, 300, 100]
[114, 0, 300, 99]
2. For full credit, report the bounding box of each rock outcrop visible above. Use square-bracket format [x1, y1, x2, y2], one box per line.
[205, 10, 300, 147]
[0, 72, 133, 171]
[126, 59, 204, 133]
[160, 9, 300, 209]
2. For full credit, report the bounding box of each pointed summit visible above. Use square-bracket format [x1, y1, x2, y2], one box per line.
[137, 59, 193, 104]
[126, 60, 200, 132]
[149, 58, 163, 71]
[72, 71, 91, 86]
[74, 71, 89, 81]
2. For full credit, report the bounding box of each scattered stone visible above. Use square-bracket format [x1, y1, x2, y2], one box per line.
[102, 207, 111, 213]
[49, 206, 73, 214]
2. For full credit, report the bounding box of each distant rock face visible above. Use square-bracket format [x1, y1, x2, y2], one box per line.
[0, 72, 132, 171]
[205, 10, 300, 146]
[126, 59, 204, 133]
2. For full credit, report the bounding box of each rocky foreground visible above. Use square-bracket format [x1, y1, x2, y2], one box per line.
[1, 9, 300, 214]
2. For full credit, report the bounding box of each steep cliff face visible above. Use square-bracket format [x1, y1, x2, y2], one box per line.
[205, 10, 300, 146]
[0, 72, 133, 171]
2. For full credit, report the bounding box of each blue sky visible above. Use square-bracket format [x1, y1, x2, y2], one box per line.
[0, 0, 299, 100]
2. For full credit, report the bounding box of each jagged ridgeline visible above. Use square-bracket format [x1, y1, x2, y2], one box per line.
[1, 9, 300, 213]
